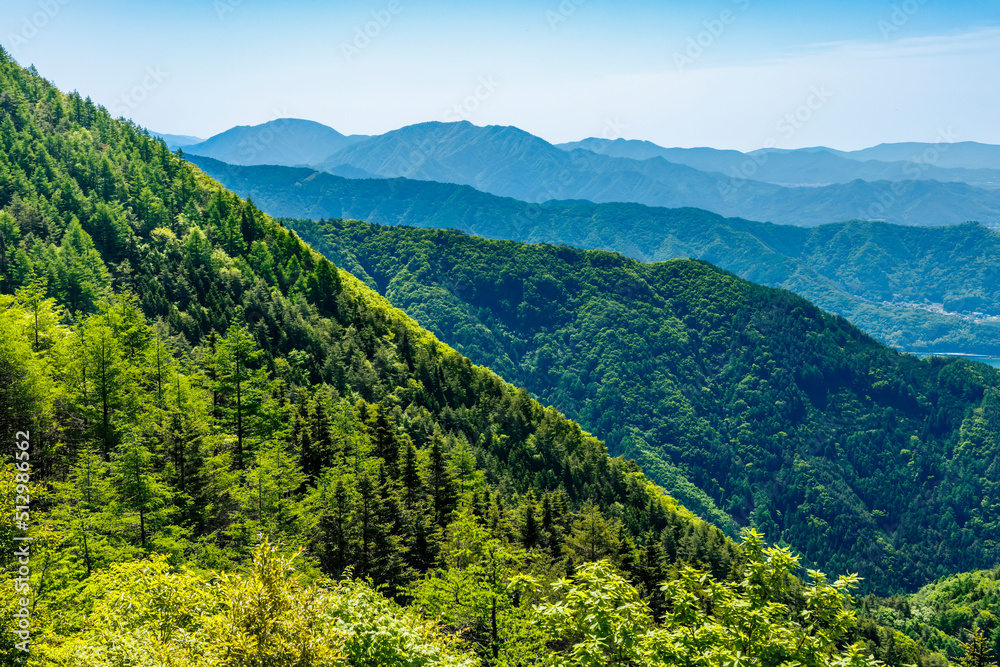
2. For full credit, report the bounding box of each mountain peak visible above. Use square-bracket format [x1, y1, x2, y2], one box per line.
[183, 118, 366, 167]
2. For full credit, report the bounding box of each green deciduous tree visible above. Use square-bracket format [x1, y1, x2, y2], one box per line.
[642, 529, 875, 667]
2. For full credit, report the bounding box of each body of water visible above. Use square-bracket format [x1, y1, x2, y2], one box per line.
[912, 353, 1000, 368]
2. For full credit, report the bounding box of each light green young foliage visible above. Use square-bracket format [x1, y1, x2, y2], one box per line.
[532, 559, 652, 667]
[112, 430, 175, 549]
[49, 450, 117, 578]
[231, 439, 308, 537]
[206, 543, 344, 666]
[641, 529, 876, 667]
[409, 508, 545, 665]
[14, 274, 65, 353]
[328, 576, 479, 667]
[563, 502, 620, 564]
[37, 540, 476, 667]
[214, 324, 276, 466]
[957, 627, 996, 667]
[529, 530, 878, 667]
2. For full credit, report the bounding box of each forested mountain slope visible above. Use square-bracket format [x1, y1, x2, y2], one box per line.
[192, 155, 1000, 356]
[0, 49, 778, 666]
[0, 46, 994, 667]
[861, 566, 1000, 662]
[289, 217, 1000, 593]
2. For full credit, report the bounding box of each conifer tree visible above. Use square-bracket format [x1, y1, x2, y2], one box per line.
[565, 503, 620, 563]
[427, 430, 457, 527]
[959, 628, 998, 667]
[113, 431, 172, 547]
[215, 324, 270, 467]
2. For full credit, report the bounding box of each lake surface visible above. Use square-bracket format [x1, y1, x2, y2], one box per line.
[912, 353, 1000, 368]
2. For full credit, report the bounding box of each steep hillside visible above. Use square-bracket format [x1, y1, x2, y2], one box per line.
[861, 566, 1000, 661]
[0, 48, 802, 666]
[190, 156, 1000, 356]
[290, 217, 1000, 593]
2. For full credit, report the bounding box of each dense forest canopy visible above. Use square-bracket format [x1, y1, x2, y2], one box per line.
[287, 217, 1000, 594]
[0, 45, 889, 667]
[0, 45, 995, 667]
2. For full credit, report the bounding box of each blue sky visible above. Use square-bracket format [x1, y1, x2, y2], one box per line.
[2, 0, 998, 150]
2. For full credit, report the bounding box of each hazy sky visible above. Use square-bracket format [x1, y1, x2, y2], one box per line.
[2, 0, 998, 151]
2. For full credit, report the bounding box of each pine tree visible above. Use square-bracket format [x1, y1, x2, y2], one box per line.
[401, 439, 421, 508]
[55, 218, 111, 314]
[0, 210, 20, 290]
[215, 324, 271, 467]
[306, 395, 335, 477]
[368, 403, 399, 474]
[317, 474, 354, 576]
[75, 312, 125, 459]
[113, 431, 172, 547]
[520, 491, 540, 549]
[427, 431, 457, 527]
[565, 503, 619, 563]
[635, 531, 668, 620]
[55, 449, 111, 577]
[959, 628, 997, 667]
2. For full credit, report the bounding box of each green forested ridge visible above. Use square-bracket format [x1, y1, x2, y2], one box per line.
[287, 217, 1000, 594]
[860, 566, 1000, 662]
[191, 155, 1000, 356]
[0, 46, 915, 667]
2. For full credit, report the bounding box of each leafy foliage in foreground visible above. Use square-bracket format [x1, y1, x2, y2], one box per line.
[289, 217, 1000, 593]
[26, 528, 882, 667]
[39, 541, 475, 667]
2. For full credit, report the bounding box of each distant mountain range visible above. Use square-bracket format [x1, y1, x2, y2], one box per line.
[151, 131, 204, 149]
[180, 118, 369, 167]
[843, 141, 1000, 170]
[559, 138, 1000, 189]
[188, 154, 1000, 357]
[175, 118, 1000, 227]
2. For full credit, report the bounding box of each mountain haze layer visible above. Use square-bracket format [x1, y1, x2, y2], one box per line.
[842, 141, 1000, 170]
[559, 138, 1000, 189]
[183, 117, 368, 166]
[315, 121, 1000, 227]
[183, 118, 1000, 227]
[190, 155, 1000, 357]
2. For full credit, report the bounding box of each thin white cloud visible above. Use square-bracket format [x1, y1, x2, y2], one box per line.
[508, 27, 1000, 151]
[755, 26, 1000, 65]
